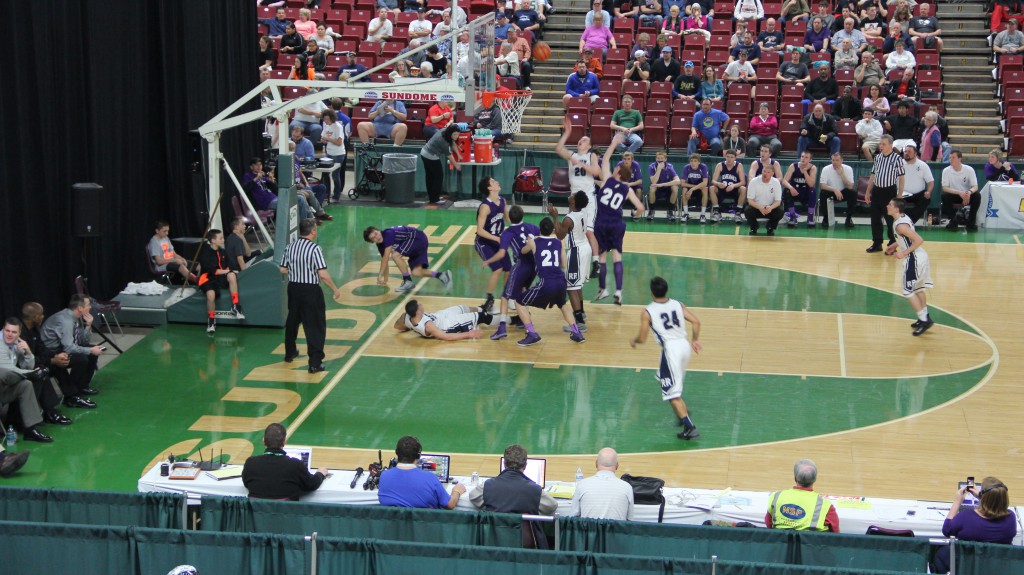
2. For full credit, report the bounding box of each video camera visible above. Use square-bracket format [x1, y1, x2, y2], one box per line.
[363, 450, 397, 490]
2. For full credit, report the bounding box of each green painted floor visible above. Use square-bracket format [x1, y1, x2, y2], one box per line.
[2, 204, 1005, 491]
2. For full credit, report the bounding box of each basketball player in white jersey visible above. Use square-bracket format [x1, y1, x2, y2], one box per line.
[393, 299, 494, 340]
[885, 199, 935, 336]
[629, 276, 702, 440]
[555, 121, 602, 277]
[548, 191, 591, 331]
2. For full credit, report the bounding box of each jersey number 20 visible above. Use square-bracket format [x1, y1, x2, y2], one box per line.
[600, 188, 624, 210]
[660, 311, 681, 331]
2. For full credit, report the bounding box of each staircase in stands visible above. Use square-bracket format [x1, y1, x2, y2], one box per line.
[936, 0, 1001, 164]
[515, 0, 595, 148]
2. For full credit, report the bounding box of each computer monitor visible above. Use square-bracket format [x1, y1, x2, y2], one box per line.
[419, 453, 452, 483]
[284, 445, 314, 471]
[500, 457, 547, 487]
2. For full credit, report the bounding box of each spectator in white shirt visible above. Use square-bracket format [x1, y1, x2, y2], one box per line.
[408, 8, 433, 47]
[900, 143, 934, 223]
[367, 8, 394, 42]
[856, 107, 884, 160]
[569, 448, 635, 521]
[940, 150, 980, 231]
[734, 0, 765, 22]
[818, 151, 856, 227]
[885, 41, 916, 72]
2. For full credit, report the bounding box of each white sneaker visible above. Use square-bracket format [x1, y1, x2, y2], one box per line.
[595, 288, 610, 301]
[395, 280, 415, 292]
[613, 290, 622, 305]
[711, 211, 721, 223]
[438, 270, 453, 290]
[699, 213, 707, 224]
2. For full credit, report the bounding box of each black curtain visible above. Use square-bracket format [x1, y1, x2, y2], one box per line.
[0, 0, 260, 316]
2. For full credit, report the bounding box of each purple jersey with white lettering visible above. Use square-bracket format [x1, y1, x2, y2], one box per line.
[682, 163, 709, 185]
[379, 226, 429, 269]
[499, 222, 541, 267]
[532, 236, 565, 281]
[475, 196, 506, 249]
[595, 178, 632, 226]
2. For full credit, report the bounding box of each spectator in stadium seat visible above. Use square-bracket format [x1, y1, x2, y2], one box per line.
[563, 61, 602, 106]
[863, 83, 890, 116]
[454, 30, 480, 79]
[259, 36, 275, 70]
[927, 104, 951, 162]
[424, 101, 454, 141]
[854, 51, 885, 87]
[758, 18, 786, 53]
[673, 60, 701, 98]
[834, 38, 860, 69]
[859, 5, 887, 38]
[780, 0, 811, 25]
[990, 0, 1024, 34]
[683, 4, 712, 44]
[747, 102, 782, 157]
[378, 436, 467, 509]
[409, 8, 434, 47]
[888, 3, 912, 36]
[723, 124, 746, 157]
[985, 148, 1019, 181]
[856, 107, 884, 160]
[473, 98, 504, 139]
[832, 17, 868, 52]
[586, 0, 612, 28]
[941, 149, 980, 231]
[933, 478, 1016, 575]
[917, 114, 942, 162]
[734, 0, 765, 22]
[291, 95, 326, 148]
[497, 43, 523, 88]
[313, 25, 334, 57]
[700, 64, 725, 102]
[646, 150, 681, 219]
[993, 17, 1024, 57]
[611, 95, 645, 152]
[814, 1, 835, 30]
[724, 50, 757, 86]
[778, 49, 811, 88]
[357, 98, 408, 145]
[280, 23, 305, 56]
[662, 5, 685, 35]
[730, 19, 750, 48]
[689, 98, 730, 155]
[640, 0, 664, 27]
[652, 33, 670, 59]
[583, 48, 604, 78]
[290, 56, 315, 82]
[884, 101, 919, 151]
[803, 16, 832, 54]
[766, 459, 840, 532]
[294, 8, 317, 38]
[425, 45, 450, 77]
[818, 151, 856, 227]
[494, 11, 512, 41]
[335, 51, 369, 81]
[860, 0, 888, 18]
[832, 84, 864, 119]
[260, 7, 291, 38]
[883, 24, 915, 55]
[651, 46, 681, 83]
[802, 63, 838, 112]
[885, 41, 916, 72]
[367, 8, 394, 42]
[580, 14, 617, 52]
[663, 0, 687, 18]
[514, 1, 544, 37]
[615, 0, 641, 23]
[506, 29, 533, 89]
[432, 11, 453, 57]
[908, 3, 942, 50]
[303, 38, 327, 73]
[729, 31, 762, 65]
[886, 67, 920, 107]
[633, 32, 655, 58]
[797, 103, 840, 156]
[830, 7, 861, 34]
[627, 50, 652, 89]
[378, 0, 401, 17]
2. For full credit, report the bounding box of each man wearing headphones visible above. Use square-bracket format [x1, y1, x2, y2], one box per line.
[765, 459, 840, 532]
[378, 436, 466, 509]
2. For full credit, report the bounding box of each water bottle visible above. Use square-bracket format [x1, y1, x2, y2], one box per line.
[575, 466, 584, 482]
[5, 426, 16, 450]
[470, 471, 480, 487]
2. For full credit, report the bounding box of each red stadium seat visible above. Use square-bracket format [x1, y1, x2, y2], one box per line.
[590, 114, 614, 146]
[396, 12, 416, 25]
[650, 81, 673, 99]
[594, 96, 618, 114]
[834, 69, 854, 86]
[645, 115, 670, 148]
[613, 17, 635, 32]
[707, 48, 730, 66]
[566, 97, 591, 120]
[709, 33, 731, 49]
[759, 51, 781, 68]
[567, 114, 588, 142]
[725, 117, 749, 137]
[779, 101, 803, 118]
[779, 118, 801, 150]
[681, 49, 705, 68]
[673, 98, 698, 116]
[623, 81, 647, 100]
[838, 120, 858, 154]
[728, 83, 754, 101]
[727, 99, 751, 118]
[648, 97, 672, 117]
[601, 79, 623, 95]
[607, 48, 630, 64]
[614, 31, 635, 46]
[605, 63, 626, 78]
[916, 51, 940, 70]
[763, 2, 782, 17]
[670, 115, 694, 148]
[684, 34, 706, 50]
[780, 84, 804, 103]
[712, 19, 732, 34]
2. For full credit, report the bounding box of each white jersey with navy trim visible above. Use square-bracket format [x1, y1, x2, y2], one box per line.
[646, 299, 690, 345]
[646, 299, 691, 401]
[565, 210, 589, 251]
[404, 306, 479, 338]
[569, 152, 597, 194]
[893, 214, 933, 296]
[565, 210, 592, 290]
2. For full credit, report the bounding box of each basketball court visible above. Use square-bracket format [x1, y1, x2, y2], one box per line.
[6, 203, 1022, 505]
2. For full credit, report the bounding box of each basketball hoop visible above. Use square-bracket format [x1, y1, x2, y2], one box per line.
[482, 90, 532, 135]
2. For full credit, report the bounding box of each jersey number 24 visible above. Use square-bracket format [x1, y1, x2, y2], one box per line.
[660, 310, 681, 331]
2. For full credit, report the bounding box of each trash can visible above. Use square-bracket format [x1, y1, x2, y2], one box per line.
[382, 153, 418, 204]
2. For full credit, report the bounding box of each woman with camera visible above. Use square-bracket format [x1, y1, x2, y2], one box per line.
[933, 477, 1016, 573]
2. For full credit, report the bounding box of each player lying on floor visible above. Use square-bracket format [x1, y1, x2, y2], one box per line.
[393, 300, 495, 341]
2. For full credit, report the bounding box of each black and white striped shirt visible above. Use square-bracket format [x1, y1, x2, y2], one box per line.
[871, 150, 906, 188]
[282, 237, 327, 284]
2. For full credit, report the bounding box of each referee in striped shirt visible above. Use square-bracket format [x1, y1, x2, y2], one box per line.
[280, 218, 342, 373]
[865, 135, 905, 253]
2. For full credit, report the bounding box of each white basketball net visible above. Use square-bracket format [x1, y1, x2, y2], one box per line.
[494, 91, 532, 135]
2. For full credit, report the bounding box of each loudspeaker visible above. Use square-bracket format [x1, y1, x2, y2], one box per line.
[73, 183, 107, 237]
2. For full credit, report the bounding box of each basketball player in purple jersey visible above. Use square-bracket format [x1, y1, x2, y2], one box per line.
[475, 177, 510, 312]
[364, 226, 452, 292]
[481, 205, 541, 340]
[515, 217, 585, 346]
[593, 133, 645, 305]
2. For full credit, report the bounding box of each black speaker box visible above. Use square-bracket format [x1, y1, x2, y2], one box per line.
[72, 183, 106, 237]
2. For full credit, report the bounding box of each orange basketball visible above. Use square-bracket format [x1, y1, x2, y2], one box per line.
[533, 41, 552, 62]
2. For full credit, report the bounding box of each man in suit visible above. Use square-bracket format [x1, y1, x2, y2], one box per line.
[469, 444, 558, 548]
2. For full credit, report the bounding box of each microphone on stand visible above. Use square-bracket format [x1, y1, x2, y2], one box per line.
[350, 467, 365, 489]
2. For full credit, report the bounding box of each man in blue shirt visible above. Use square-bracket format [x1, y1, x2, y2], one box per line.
[688, 98, 729, 155]
[335, 52, 369, 82]
[562, 61, 601, 107]
[290, 126, 315, 160]
[494, 12, 512, 41]
[258, 7, 290, 38]
[378, 436, 466, 509]
[729, 30, 761, 65]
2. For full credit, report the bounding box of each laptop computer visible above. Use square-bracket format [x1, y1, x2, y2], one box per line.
[419, 453, 452, 483]
[284, 445, 314, 471]
[500, 457, 547, 487]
